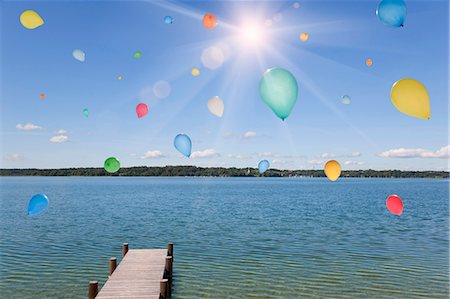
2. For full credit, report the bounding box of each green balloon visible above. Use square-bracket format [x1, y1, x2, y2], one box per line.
[104, 157, 120, 173]
[259, 67, 298, 120]
[133, 51, 142, 58]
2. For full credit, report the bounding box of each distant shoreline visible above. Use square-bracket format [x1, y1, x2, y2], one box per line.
[1, 166, 448, 178]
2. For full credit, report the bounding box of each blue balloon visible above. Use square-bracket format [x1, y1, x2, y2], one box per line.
[164, 16, 174, 24]
[174, 134, 192, 157]
[376, 0, 407, 27]
[28, 194, 49, 217]
[258, 160, 270, 174]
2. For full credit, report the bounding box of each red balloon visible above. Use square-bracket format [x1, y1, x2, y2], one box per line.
[136, 103, 148, 118]
[386, 194, 403, 216]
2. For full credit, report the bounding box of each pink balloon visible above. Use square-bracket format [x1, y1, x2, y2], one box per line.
[136, 103, 148, 118]
[386, 194, 403, 216]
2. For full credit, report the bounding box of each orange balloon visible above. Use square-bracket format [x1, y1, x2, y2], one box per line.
[366, 59, 373, 67]
[39, 93, 46, 99]
[203, 13, 217, 29]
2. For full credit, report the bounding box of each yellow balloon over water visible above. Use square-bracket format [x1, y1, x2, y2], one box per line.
[118, 75, 123, 80]
[191, 68, 200, 76]
[20, 10, 44, 29]
[324, 160, 341, 182]
[390, 78, 430, 120]
[300, 32, 309, 42]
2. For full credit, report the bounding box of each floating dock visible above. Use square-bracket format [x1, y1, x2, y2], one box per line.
[88, 243, 173, 299]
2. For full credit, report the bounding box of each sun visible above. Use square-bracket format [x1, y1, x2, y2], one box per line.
[238, 22, 266, 48]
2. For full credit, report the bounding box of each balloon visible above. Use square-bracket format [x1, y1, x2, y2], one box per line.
[203, 13, 217, 29]
[118, 75, 123, 80]
[73, 49, 85, 62]
[164, 16, 174, 24]
[366, 59, 373, 67]
[40, 93, 46, 99]
[390, 78, 430, 119]
[174, 134, 192, 157]
[207, 96, 224, 117]
[386, 194, 403, 216]
[20, 10, 44, 29]
[83, 108, 89, 117]
[300, 32, 309, 42]
[324, 160, 341, 181]
[136, 103, 148, 118]
[259, 67, 298, 120]
[258, 160, 270, 174]
[153, 80, 171, 98]
[341, 95, 351, 105]
[134, 51, 142, 58]
[104, 157, 120, 173]
[28, 194, 49, 217]
[191, 68, 200, 76]
[376, 0, 407, 27]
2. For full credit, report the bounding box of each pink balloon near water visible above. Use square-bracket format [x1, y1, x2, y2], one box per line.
[136, 103, 148, 118]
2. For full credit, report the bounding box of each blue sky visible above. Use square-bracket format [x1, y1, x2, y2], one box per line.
[1, 0, 448, 170]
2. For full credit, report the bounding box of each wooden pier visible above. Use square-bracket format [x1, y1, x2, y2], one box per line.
[88, 243, 173, 299]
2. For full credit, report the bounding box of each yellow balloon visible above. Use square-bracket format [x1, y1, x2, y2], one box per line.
[390, 78, 430, 120]
[20, 10, 44, 29]
[191, 68, 200, 76]
[324, 160, 341, 182]
[300, 32, 309, 42]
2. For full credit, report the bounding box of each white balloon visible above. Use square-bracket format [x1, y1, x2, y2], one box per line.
[201, 46, 225, 70]
[207, 96, 224, 117]
[153, 80, 171, 98]
[72, 49, 85, 62]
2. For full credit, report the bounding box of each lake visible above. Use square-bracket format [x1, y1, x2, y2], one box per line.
[0, 177, 448, 298]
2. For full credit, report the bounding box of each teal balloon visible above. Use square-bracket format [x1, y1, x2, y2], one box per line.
[83, 108, 89, 117]
[341, 95, 351, 105]
[28, 194, 49, 217]
[259, 67, 298, 120]
[258, 160, 270, 174]
[376, 0, 406, 27]
[174, 134, 192, 157]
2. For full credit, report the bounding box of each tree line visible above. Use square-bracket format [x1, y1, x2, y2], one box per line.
[0, 166, 448, 178]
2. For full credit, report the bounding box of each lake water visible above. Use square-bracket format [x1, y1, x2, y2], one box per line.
[0, 177, 448, 298]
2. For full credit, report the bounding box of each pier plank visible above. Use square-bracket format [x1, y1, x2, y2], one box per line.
[95, 248, 170, 299]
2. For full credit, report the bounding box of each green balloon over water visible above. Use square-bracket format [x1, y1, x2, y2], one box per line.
[104, 157, 120, 173]
[259, 67, 298, 120]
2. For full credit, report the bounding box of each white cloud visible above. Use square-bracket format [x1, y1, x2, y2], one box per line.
[319, 153, 335, 159]
[272, 159, 285, 164]
[344, 160, 365, 166]
[55, 129, 67, 134]
[4, 154, 25, 161]
[227, 154, 251, 159]
[49, 135, 68, 143]
[16, 123, 42, 131]
[141, 150, 164, 159]
[349, 152, 362, 157]
[308, 159, 323, 165]
[191, 148, 220, 159]
[223, 132, 234, 138]
[258, 151, 274, 157]
[241, 131, 257, 139]
[378, 145, 450, 159]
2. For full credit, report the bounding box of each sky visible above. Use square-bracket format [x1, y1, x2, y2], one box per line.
[1, 0, 449, 171]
